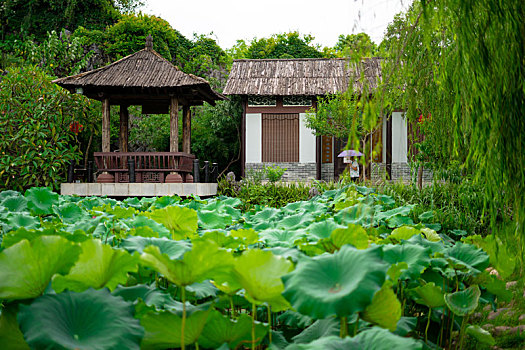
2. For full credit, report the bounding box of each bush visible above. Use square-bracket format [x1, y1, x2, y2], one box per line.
[0, 66, 96, 191]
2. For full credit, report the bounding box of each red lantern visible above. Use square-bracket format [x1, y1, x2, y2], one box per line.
[69, 121, 84, 134]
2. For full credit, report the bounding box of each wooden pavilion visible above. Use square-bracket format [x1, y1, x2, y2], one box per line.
[54, 35, 224, 196]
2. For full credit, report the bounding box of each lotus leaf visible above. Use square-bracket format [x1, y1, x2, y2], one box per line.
[128, 226, 158, 238]
[466, 325, 496, 345]
[386, 262, 408, 283]
[285, 335, 359, 349]
[463, 235, 516, 278]
[54, 203, 86, 224]
[277, 310, 313, 329]
[0, 306, 30, 350]
[24, 187, 59, 216]
[385, 226, 420, 243]
[2, 214, 39, 232]
[306, 219, 344, 240]
[196, 230, 240, 249]
[0, 236, 81, 299]
[334, 203, 375, 227]
[330, 224, 369, 250]
[149, 196, 180, 210]
[444, 285, 481, 316]
[140, 240, 234, 286]
[282, 246, 388, 319]
[1, 196, 28, 213]
[52, 239, 138, 292]
[482, 275, 512, 302]
[230, 228, 259, 245]
[291, 317, 339, 343]
[146, 206, 198, 240]
[411, 282, 445, 308]
[248, 207, 282, 224]
[406, 234, 446, 254]
[445, 242, 489, 274]
[186, 280, 218, 299]
[121, 236, 191, 259]
[277, 213, 315, 231]
[93, 205, 136, 219]
[375, 205, 413, 223]
[418, 211, 434, 222]
[387, 214, 414, 228]
[198, 311, 267, 348]
[2, 227, 89, 248]
[259, 228, 308, 248]
[382, 243, 431, 280]
[17, 288, 143, 350]
[350, 326, 423, 350]
[0, 190, 21, 201]
[123, 215, 171, 238]
[233, 249, 293, 310]
[198, 210, 233, 229]
[394, 317, 417, 337]
[113, 284, 182, 311]
[420, 227, 441, 242]
[139, 304, 211, 349]
[362, 281, 401, 331]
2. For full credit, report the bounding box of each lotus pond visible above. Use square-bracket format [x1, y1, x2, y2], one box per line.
[0, 185, 516, 349]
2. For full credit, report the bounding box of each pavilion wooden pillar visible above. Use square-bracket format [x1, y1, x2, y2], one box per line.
[165, 96, 183, 183]
[119, 104, 129, 152]
[97, 98, 115, 183]
[182, 105, 193, 182]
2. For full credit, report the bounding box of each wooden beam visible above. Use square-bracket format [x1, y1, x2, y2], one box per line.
[182, 105, 191, 153]
[170, 97, 179, 152]
[102, 98, 110, 152]
[119, 104, 129, 152]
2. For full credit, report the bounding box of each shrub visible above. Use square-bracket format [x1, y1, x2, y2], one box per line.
[0, 66, 96, 191]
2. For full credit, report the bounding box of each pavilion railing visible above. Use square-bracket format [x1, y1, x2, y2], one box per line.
[94, 152, 195, 183]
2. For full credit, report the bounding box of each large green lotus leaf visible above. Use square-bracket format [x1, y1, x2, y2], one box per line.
[0, 190, 21, 201]
[121, 236, 191, 259]
[281, 201, 309, 214]
[198, 310, 267, 348]
[330, 224, 369, 250]
[466, 325, 496, 346]
[52, 239, 138, 293]
[0, 236, 81, 299]
[128, 226, 158, 238]
[1, 196, 28, 213]
[141, 240, 233, 286]
[382, 243, 431, 280]
[17, 289, 144, 350]
[306, 219, 344, 240]
[282, 246, 388, 319]
[350, 326, 423, 350]
[482, 274, 512, 302]
[123, 215, 171, 238]
[386, 262, 408, 283]
[362, 281, 401, 331]
[2, 227, 89, 248]
[93, 204, 136, 219]
[463, 235, 516, 278]
[259, 228, 307, 248]
[0, 306, 30, 350]
[265, 247, 305, 264]
[146, 206, 198, 240]
[383, 226, 420, 243]
[445, 242, 489, 274]
[2, 214, 39, 232]
[444, 285, 481, 316]
[234, 249, 293, 309]
[139, 304, 211, 349]
[277, 213, 315, 231]
[387, 216, 414, 229]
[230, 228, 259, 245]
[394, 317, 417, 337]
[149, 196, 180, 210]
[186, 280, 218, 299]
[291, 317, 339, 344]
[375, 205, 413, 223]
[420, 227, 441, 242]
[278, 310, 313, 329]
[113, 284, 182, 311]
[248, 207, 282, 224]
[406, 234, 446, 254]
[411, 282, 445, 308]
[285, 335, 359, 349]
[334, 203, 375, 227]
[24, 187, 59, 216]
[196, 230, 239, 249]
[198, 210, 233, 230]
[54, 203, 87, 224]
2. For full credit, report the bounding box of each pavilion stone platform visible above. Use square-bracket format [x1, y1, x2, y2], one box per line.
[61, 182, 217, 197]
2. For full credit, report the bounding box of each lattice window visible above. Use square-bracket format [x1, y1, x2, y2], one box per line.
[283, 96, 312, 106]
[262, 114, 299, 162]
[248, 95, 277, 106]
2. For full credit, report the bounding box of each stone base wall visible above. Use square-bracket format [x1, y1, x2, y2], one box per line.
[321, 162, 334, 182]
[371, 162, 433, 182]
[246, 163, 316, 182]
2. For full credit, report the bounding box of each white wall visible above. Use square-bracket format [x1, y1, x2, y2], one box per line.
[299, 113, 317, 163]
[245, 113, 262, 163]
[391, 111, 408, 163]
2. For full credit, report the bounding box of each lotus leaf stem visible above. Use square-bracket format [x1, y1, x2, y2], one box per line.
[181, 287, 186, 350]
[268, 305, 272, 344]
[456, 315, 468, 350]
[448, 313, 455, 349]
[252, 302, 256, 350]
[425, 307, 431, 343]
[340, 316, 348, 338]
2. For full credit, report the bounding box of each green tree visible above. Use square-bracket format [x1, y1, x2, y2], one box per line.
[0, 66, 99, 191]
[334, 33, 378, 58]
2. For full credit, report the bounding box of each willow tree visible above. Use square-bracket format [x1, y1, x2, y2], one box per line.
[376, 0, 525, 266]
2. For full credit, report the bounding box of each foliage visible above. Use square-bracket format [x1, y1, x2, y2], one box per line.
[265, 165, 287, 183]
[334, 33, 378, 58]
[230, 32, 326, 59]
[0, 184, 515, 348]
[0, 65, 98, 191]
[376, 0, 525, 265]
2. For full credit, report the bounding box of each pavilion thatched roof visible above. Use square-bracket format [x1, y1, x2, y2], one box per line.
[53, 43, 224, 106]
[223, 57, 382, 96]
